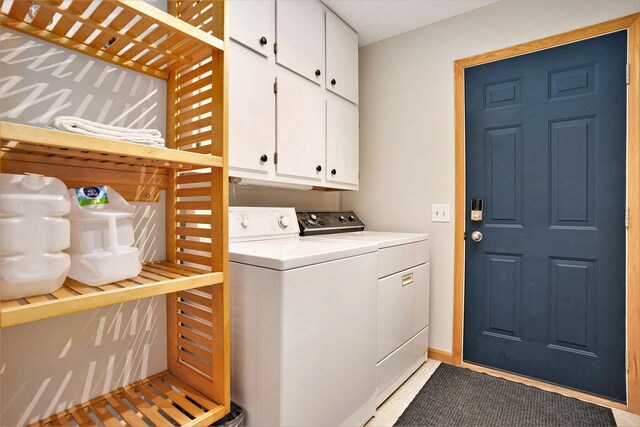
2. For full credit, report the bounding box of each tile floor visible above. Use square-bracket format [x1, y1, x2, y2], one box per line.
[367, 359, 640, 426]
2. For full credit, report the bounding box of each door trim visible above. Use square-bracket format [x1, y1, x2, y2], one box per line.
[452, 13, 640, 413]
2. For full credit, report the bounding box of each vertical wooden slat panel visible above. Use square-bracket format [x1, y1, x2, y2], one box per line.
[165, 0, 229, 411]
[165, 0, 180, 394]
[211, 35, 229, 415]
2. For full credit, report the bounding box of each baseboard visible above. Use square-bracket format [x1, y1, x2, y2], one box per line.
[427, 348, 453, 364]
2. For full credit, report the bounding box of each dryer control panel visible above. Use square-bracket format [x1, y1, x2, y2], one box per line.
[297, 211, 365, 235]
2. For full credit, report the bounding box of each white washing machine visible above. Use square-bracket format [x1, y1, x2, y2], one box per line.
[298, 211, 430, 406]
[229, 207, 378, 427]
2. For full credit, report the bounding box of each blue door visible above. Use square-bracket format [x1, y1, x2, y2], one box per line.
[464, 31, 627, 401]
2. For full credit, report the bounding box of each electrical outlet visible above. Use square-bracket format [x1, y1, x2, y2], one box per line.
[432, 204, 450, 223]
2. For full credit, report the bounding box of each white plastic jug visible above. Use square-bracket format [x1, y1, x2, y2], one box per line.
[66, 185, 141, 286]
[0, 173, 71, 300]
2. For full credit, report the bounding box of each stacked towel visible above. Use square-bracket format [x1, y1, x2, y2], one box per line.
[49, 116, 165, 147]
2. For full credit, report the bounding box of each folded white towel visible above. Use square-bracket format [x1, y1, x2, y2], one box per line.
[49, 116, 165, 146]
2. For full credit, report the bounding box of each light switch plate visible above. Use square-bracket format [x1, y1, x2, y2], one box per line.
[432, 204, 450, 223]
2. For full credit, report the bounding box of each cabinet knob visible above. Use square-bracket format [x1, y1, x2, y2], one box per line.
[331, 168, 337, 175]
[316, 165, 322, 172]
[260, 154, 268, 162]
[331, 79, 336, 85]
[315, 69, 321, 77]
[259, 36, 267, 46]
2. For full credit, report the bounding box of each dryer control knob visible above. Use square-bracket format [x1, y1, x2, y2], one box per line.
[241, 218, 250, 229]
[279, 215, 290, 228]
[338, 215, 345, 222]
[309, 214, 318, 221]
[348, 215, 356, 222]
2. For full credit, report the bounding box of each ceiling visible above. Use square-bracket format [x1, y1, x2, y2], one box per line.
[323, 0, 499, 46]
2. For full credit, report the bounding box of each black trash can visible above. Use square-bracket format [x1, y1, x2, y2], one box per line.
[212, 402, 246, 427]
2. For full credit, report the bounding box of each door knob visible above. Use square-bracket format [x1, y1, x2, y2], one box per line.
[331, 168, 337, 175]
[316, 165, 322, 172]
[331, 79, 337, 85]
[471, 231, 483, 242]
[315, 69, 321, 77]
[260, 154, 268, 162]
[259, 36, 267, 45]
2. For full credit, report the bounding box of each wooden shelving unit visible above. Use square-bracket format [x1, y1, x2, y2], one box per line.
[0, 0, 230, 425]
[0, 262, 223, 327]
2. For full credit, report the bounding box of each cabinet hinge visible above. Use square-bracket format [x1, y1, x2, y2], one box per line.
[274, 42, 278, 54]
[274, 152, 278, 164]
[627, 63, 630, 85]
[626, 349, 630, 371]
[626, 206, 630, 229]
[273, 81, 278, 94]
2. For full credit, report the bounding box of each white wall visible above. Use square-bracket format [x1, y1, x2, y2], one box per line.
[230, 183, 340, 210]
[343, 0, 640, 353]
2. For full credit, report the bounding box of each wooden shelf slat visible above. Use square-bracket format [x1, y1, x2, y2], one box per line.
[115, 0, 224, 51]
[0, 121, 221, 170]
[0, 262, 223, 328]
[0, 0, 224, 80]
[31, 371, 226, 427]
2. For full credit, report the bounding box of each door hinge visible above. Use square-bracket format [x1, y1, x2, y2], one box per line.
[626, 349, 630, 371]
[274, 152, 278, 164]
[273, 81, 278, 94]
[626, 63, 630, 85]
[274, 42, 278, 54]
[626, 206, 630, 229]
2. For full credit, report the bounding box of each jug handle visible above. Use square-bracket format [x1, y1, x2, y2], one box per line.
[106, 216, 119, 253]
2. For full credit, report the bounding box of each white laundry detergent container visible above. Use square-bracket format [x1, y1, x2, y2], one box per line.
[66, 185, 141, 286]
[0, 173, 71, 300]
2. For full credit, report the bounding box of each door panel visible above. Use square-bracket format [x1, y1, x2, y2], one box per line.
[229, 0, 274, 58]
[276, 73, 324, 180]
[485, 126, 522, 225]
[550, 117, 596, 227]
[276, 0, 324, 85]
[464, 31, 627, 401]
[485, 254, 521, 339]
[229, 43, 275, 174]
[326, 95, 359, 185]
[326, 11, 359, 104]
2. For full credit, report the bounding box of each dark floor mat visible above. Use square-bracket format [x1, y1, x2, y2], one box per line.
[394, 363, 617, 426]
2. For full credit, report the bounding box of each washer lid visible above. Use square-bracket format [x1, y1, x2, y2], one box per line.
[309, 231, 429, 249]
[229, 237, 377, 270]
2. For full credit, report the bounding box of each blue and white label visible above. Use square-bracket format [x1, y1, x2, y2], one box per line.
[75, 186, 109, 206]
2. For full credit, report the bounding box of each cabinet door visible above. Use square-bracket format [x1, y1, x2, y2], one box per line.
[326, 12, 359, 104]
[326, 95, 359, 185]
[230, 0, 274, 58]
[276, 0, 324, 85]
[276, 74, 325, 180]
[229, 43, 276, 174]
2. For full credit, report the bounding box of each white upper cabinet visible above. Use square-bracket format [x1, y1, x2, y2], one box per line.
[230, 0, 275, 58]
[326, 12, 359, 104]
[229, 43, 276, 175]
[326, 94, 359, 186]
[276, 0, 324, 85]
[276, 73, 325, 180]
